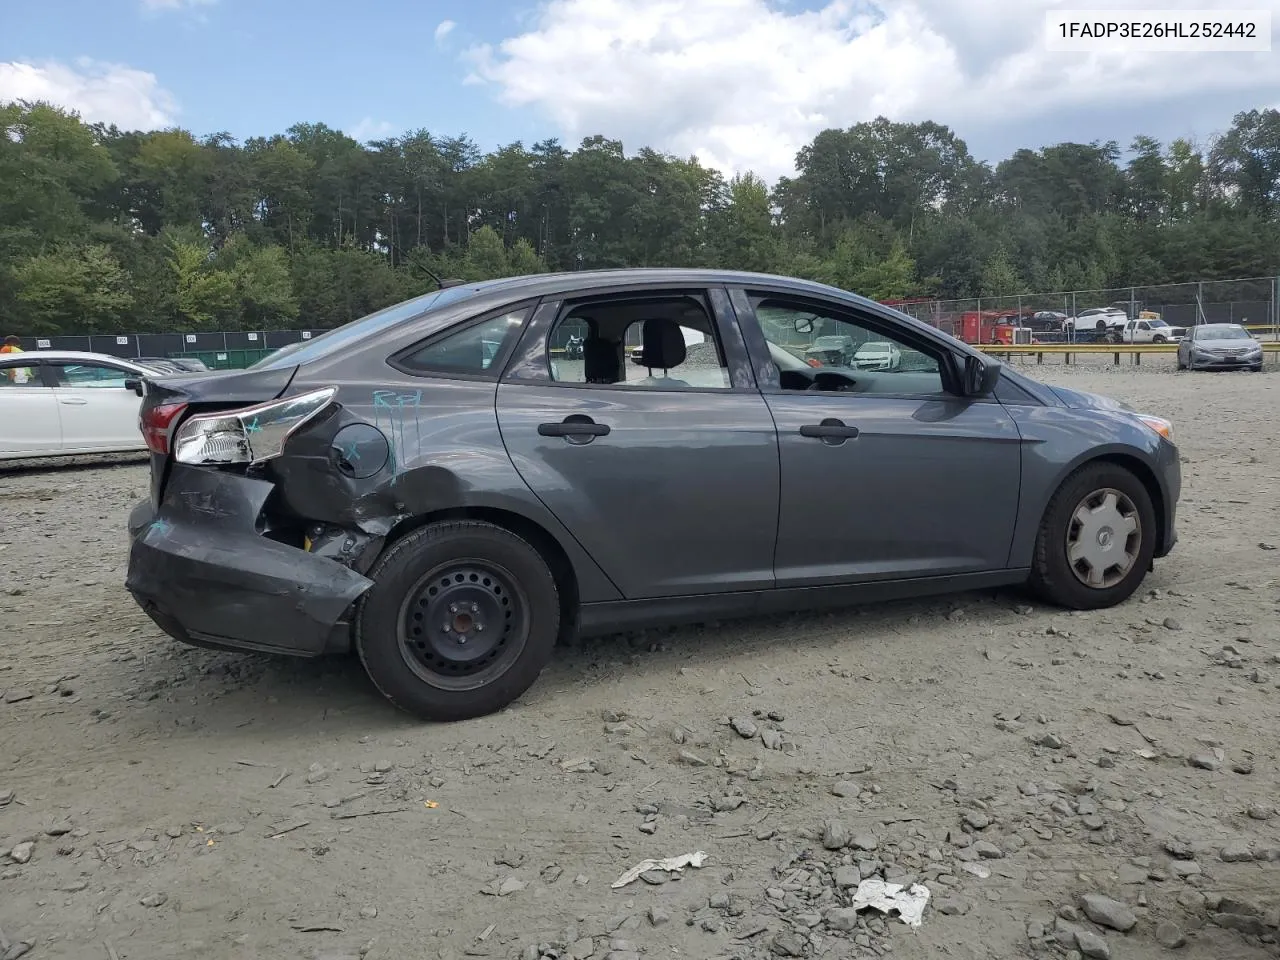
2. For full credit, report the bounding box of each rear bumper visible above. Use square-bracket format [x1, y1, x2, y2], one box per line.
[125, 466, 372, 657]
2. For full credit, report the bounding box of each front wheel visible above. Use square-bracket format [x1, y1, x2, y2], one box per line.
[355, 520, 561, 721]
[1153, 335, 1166, 343]
[1028, 463, 1157, 610]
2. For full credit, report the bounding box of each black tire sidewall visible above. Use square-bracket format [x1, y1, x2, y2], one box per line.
[1032, 464, 1158, 610]
[355, 522, 560, 722]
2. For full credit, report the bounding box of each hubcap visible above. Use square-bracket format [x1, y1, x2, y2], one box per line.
[1066, 488, 1142, 589]
[396, 560, 529, 691]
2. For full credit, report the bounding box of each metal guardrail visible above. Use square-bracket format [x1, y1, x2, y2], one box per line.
[975, 342, 1280, 366]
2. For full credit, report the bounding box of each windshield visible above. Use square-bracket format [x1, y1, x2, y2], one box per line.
[250, 284, 484, 370]
[1197, 325, 1250, 340]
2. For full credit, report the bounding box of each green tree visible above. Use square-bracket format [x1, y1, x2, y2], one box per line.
[168, 234, 237, 328]
[13, 244, 133, 334]
[980, 249, 1021, 297]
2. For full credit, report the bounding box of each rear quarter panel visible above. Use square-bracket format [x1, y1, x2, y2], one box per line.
[275, 367, 623, 604]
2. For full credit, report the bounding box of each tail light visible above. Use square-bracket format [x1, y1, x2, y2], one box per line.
[173, 388, 336, 466]
[140, 402, 189, 455]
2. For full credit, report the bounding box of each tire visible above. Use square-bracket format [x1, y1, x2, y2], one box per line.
[1028, 463, 1157, 611]
[1176, 355, 1186, 370]
[355, 520, 560, 721]
[1153, 335, 1166, 344]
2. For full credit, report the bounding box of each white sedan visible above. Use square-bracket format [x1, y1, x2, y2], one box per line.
[0, 351, 178, 461]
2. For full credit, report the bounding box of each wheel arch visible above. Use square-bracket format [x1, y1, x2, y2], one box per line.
[381, 505, 584, 640]
[1041, 451, 1166, 560]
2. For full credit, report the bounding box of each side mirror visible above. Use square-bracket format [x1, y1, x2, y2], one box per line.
[963, 355, 1001, 397]
[124, 378, 143, 397]
[794, 317, 815, 335]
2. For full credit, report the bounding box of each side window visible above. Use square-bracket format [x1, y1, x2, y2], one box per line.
[752, 298, 946, 396]
[1138, 322, 1150, 331]
[52, 363, 129, 388]
[546, 294, 731, 391]
[397, 306, 531, 377]
[0, 361, 41, 386]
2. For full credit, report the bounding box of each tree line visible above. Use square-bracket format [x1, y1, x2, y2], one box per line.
[1, 100, 1278, 335]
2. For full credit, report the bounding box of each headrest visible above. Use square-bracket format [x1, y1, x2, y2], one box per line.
[582, 335, 620, 384]
[641, 318, 686, 370]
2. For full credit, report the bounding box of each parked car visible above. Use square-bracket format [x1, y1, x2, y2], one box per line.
[137, 356, 210, 373]
[1176, 323, 1264, 371]
[804, 335, 857, 366]
[1065, 308, 1127, 334]
[1027, 311, 1068, 332]
[0, 351, 176, 461]
[852, 340, 901, 370]
[124, 269, 1180, 722]
[1118, 319, 1186, 344]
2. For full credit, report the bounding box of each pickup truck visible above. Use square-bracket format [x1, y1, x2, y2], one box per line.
[1117, 319, 1186, 344]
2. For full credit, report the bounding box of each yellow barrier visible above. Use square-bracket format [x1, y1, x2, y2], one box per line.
[974, 341, 1279, 366]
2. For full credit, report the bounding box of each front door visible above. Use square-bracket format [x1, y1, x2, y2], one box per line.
[497, 289, 779, 600]
[732, 289, 1023, 587]
[46, 361, 145, 452]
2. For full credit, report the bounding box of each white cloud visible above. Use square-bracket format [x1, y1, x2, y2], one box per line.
[467, 0, 1280, 180]
[350, 117, 397, 141]
[0, 59, 178, 130]
[435, 19, 457, 44]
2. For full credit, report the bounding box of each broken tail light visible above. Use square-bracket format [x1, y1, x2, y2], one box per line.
[172, 388, 337, 466]
[140, 402, 189, 455]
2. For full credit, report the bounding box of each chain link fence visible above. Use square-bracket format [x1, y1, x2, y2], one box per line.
[890, 277, 1280, 342]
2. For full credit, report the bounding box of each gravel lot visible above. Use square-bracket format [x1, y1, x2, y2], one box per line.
[2, 361, 1278, 960]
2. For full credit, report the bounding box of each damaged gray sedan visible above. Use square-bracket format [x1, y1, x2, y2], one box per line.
[126, 269, 1181, 721]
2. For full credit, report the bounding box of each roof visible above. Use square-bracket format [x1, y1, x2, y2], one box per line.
[0, 350, 156, 369]
[446, 268, 865, 302]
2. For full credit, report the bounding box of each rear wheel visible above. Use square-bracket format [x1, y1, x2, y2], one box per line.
[355, 520, 560, 721]
[1028, 463, 1157, 610]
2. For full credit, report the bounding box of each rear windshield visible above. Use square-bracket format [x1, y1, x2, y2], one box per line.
[251, 284, 485, 369]
[1197, 325, 1250, 340]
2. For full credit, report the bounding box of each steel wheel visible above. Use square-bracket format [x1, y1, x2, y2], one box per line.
[1065, 488, 1142, 589]
[396, 559, 530, 691]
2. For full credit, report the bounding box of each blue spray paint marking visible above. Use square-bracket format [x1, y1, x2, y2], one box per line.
[146, 517, 174, 543]
[371, 390, 422, 471]
[244, 416, 262, 434]
[341, 439, 362, 465]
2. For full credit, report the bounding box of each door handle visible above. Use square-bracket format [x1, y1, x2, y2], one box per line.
[799, 418, 859, 441]
[59, 397, 88, 406]
[538, 415, 611, 440]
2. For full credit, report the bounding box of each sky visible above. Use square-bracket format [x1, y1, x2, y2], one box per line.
[2, 0, 1279, 182]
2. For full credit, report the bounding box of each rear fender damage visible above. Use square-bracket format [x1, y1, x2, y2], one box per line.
[126, 465, 373, 657]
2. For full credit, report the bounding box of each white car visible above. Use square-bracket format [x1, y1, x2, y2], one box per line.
[0, 351, 178, 461]
[852, 341, 902, 370]
[1065, 308, 1127, 334]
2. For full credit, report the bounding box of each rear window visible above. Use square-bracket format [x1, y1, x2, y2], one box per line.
[251, 285, 486, 370]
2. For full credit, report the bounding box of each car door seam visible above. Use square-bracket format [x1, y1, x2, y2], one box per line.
[492, 381, 628, 600]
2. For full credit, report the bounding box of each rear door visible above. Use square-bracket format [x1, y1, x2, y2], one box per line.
[45, 361, 145, 452]
[496, 288, 780, 600]
[729, 286, 1023, 587]
[0, 358, 62, 457]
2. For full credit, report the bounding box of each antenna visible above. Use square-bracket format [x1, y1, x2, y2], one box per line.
[412, 261, 465, 290]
